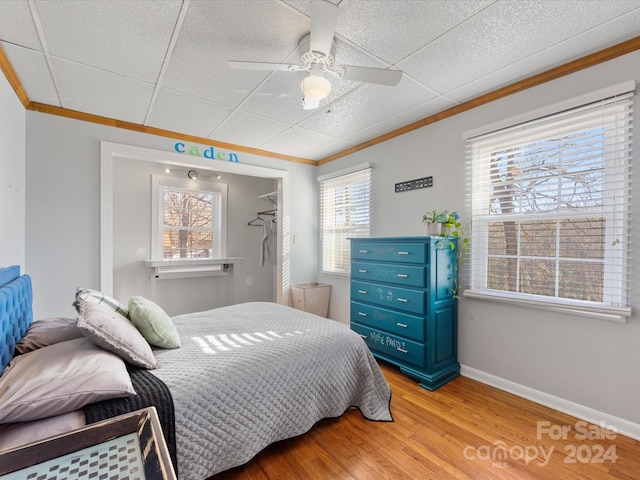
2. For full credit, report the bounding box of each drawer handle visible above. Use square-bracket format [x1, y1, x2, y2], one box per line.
[397, 251, 409, 255]
[396, 273, 408, 278]
[397, 347, 408, 354]
[358, 290, 368, 294]
[396, 323, 408, 328]
[359, 249, 369, 253]
[358, 312, 368, 317]
[397, 298, 409, 303]
[358, 269, 368, 273]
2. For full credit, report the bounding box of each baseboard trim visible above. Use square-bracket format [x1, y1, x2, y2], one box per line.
[460, 365, 640, 441]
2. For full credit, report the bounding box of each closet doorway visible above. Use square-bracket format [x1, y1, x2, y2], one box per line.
[100, 142, 290, 312]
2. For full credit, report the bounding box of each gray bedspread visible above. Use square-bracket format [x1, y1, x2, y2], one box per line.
[150, 301, 392, 479]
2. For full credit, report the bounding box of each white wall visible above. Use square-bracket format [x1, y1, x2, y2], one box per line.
[111, 156, 277, 316]
[318, 50, 640, 430]
[0, 70, 25, 269]
[25, 112, 319, 319]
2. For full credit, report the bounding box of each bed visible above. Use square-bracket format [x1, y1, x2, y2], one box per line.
[0, 266, 392, 479]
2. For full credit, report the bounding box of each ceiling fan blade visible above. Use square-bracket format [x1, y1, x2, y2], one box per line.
[309, 0, 339, 56]
[339, 65, 403, 86]
[227, 60, 299, 72]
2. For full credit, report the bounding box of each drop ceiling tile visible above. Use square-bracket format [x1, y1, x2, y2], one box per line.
[343, 95, 458, 145]
[162, 0, 309, 107]
[1, 42, 59, 106]
[298, 76, 437, 138]
[211, 111, 290, 149]
[146, 88, 234, 138]
[332, 0, 493, 64]
[260, 126, 338, 158]
[303, 138, 358, 161]
[447, 9, 640, 104]
[239, 70, 313, 124]
[0, 1, 42, 51]
[52, 57, 154, 124]
[33, 0, 181, 84]
[398, 0, 640, 94]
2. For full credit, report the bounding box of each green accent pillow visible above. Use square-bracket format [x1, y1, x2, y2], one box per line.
[128, 296, 181, 349]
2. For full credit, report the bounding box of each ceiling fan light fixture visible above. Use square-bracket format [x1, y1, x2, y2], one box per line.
[301, 74, 331, 100]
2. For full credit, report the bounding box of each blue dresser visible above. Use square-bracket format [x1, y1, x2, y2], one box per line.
[350, 237, 460, 390]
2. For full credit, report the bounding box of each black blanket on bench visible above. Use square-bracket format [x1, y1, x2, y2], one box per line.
[83, 365, 178, 475]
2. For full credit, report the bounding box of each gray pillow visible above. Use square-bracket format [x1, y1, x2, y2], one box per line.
[128, 296, 181, 349]
[77, 300, 157, 369]
[73, 287, 129, 318]
[0, 337, 135, 423]
[15, 317, 84, 354]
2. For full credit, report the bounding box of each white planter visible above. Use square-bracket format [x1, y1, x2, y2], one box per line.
[424, 222, 442, 236]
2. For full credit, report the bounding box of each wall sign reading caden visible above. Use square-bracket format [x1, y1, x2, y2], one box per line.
[174, 142, 239, 163]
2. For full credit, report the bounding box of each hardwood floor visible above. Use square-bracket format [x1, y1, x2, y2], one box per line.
[214, 362, 640, 479]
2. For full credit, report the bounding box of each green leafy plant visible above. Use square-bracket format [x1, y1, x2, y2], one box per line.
[441, 211, 468, 258]
[421, 210, 469, 299]
[421, 210, 449, 224]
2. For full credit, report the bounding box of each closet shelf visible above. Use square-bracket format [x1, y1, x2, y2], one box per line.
[259, 191, 277, 206]
[144, 258, 243, 268]
[144, 257, 243, 279]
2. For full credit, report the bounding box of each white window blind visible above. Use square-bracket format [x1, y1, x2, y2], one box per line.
[466, 88, 634, 321]
[320, 165, 371, 274]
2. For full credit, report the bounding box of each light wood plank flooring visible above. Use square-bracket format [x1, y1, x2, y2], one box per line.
[214, 362, 639, 479]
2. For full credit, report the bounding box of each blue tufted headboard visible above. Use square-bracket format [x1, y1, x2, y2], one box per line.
[0, 266, 34, 375]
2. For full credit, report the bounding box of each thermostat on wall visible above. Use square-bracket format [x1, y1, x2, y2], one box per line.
[395, 176, 433, 192]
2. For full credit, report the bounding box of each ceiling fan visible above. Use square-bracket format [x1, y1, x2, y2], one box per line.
[227, 0, 403, 110]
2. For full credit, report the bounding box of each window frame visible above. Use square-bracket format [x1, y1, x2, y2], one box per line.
[465, 85, 633, 322]
[151, 174, 228, 263]
[319, 164, 372, 276]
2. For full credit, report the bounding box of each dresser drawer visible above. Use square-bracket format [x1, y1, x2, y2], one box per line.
[351, 261, 426, 288]
[351, 322, 426, 368]
[351, 280, 425, 315]
[350, 301, 425, 342]
[351, 241, 427, 264]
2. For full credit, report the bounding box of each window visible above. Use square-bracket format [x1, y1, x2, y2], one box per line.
[319, 164, 371, 274]
[160, 186, 219, 259]
[466, 86, 633, 320]
[151, 175, 227, 263]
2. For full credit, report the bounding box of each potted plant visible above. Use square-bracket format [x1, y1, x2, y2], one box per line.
[421, 210, 449, 236]
[441, 211, 468, 258]
[422, 210, 469, 298]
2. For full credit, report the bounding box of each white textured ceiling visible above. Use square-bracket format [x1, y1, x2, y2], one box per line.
[1, 0, 639, 162]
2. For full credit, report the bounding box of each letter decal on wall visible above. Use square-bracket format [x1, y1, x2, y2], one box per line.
[172, 141, 240, 162]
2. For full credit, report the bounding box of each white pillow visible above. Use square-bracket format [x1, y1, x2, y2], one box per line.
[77, 300, 157, 369]
[0, 337, 135, 423]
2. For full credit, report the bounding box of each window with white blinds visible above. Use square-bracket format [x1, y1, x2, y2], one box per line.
[466, 87, 634, 321]
[319, 165, 371, 274]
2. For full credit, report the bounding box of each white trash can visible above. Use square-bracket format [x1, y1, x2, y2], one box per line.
[291, 283, 331, 317]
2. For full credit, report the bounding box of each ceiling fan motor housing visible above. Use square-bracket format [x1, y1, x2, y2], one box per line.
[298, 33, 336, 69]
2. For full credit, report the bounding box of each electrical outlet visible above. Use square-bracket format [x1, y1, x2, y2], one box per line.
[246, 277, 252, 286]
